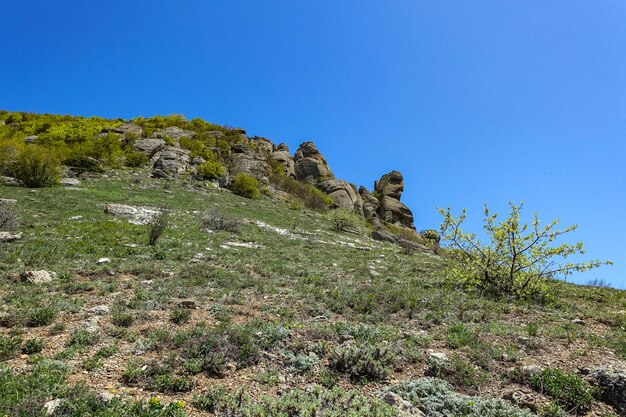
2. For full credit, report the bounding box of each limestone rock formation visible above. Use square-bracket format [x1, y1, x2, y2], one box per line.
[359, 186, 381, 227]
[230, 142, 271, 181]
[375, 171, 415, 229]
[133, 138, 167, 158]
[270, 144, 295, 178]
[103, 122, 143, 137]
[294, 142, 333, 182]
[318, 179, 363, 215]
[152, 126, 195, 140]
[152, 147, 190, 177]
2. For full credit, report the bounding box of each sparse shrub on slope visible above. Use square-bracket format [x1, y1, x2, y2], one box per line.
[329, 343, 395, 382]
[200, 208, 241, 232]
[13, 145, 61, 187]
[270, 174, 333, 212]
[124, 151, 149, 168]
[529, 368, 596, 413]
[385, 377, 535, 417]
[231, 173, 259, 199]
[439, 202, 612, 302]
[147, 205, 170, 246]
[327, 208, 362, 232]
[0, 200, 20, 230]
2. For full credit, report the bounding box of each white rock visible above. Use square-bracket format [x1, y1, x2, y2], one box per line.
[0, 231, 21, 243]
[60, 178, 81, 186]
[44, 398, 62, 415]
[97, 258, 111, 264]
[88, 305, 110, 315]
[105, 204, 138, 216]
[20, 270, 52, 284]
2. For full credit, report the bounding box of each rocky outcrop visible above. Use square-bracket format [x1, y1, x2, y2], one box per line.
[133, 138, 167, 158]
[375, 171, 415, 229]
[152, 126, 195, 140]
[317, 179, 363, 215]
[294, 142, 333, 182]
[152, 147, 191, 177]
[359, 186, 381, 227]
[587, 367, 626, 411]
[103, 122, 143, 137]
[230, 142, 271, 181]
[270, 144, 295, 178]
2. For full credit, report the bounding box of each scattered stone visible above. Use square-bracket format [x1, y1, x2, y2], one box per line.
[504, 390, 549, 412]
[572, 318, 585, 325]
[20, 270, 52, 284]
[98, 391, 116, 402]
[60, 177, 81, 187]
[177, 300, 198, 309]
[24, 135, 38, 143]
[105, 204, 138, 216]
[0, 176, 22, 186]
[587, 367, 626, 411]
[0, 231, 21, 243]
[44, 398, 62, 416]
[0, 198, 17, 204]
[428, 351, 448, 363]
[88, 305, 110, 315]
[381, 392, 425, 417]
[520, 365, 543, 378]
[69, 215, 83, 221]
[97, 257, 111, 264]
[222, 241, 263, 249]
[82, 318, 101, 334]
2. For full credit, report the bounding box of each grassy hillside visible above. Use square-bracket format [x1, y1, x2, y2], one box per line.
[1, 169, 624, 417]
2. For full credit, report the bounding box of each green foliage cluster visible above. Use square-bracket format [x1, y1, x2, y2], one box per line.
[426, 353, 490, 390]
[231, 173, 259, 199]
[326, 208, 362, 232]
[192, 384, 395, 416]
[13, 145, 62, 187]
[439, 202, 611, 302]
[529, 368, 596, 413]
[196, 160, 225, 180]
[329, 343, 395, 382]
[386, 377, 534, 417]
[270, 173, 333, 211]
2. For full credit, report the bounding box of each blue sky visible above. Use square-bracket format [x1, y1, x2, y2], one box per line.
[1, 1, 624, 287]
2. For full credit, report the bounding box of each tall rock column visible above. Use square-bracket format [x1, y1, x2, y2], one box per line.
[375, 170, 415, 229]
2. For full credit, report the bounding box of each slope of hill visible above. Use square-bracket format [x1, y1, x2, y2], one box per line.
[0, 111, 624, 417]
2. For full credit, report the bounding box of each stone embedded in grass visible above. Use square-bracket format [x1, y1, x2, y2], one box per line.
[20, 270, 53, 284]
[43, 398, 62, 416]
[88, 305, 110, 315]
[104, 203, 158, 225]
[105, 203, 138, 216]
[60, 178, 81, 187]
[0, 231, 21, 242]
[97, 257, 111, 264]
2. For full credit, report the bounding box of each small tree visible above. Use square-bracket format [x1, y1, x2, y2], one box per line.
[439, 202, 611, 302]
[327, 208, 361, 232]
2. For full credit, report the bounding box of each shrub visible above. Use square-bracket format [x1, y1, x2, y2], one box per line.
[270, 175, 332, 211]
[112, 313, 134, 328]
[327, 208, 361, 232]
[171, 308, 192, 325]
[66, 329, 100, 347]
[124, 151, 149, 168]
[13, 145, 61, 187]
[231, 173, 259, 199]
[26, 307, 56, 327]
[529, 368, 596, 413]
[147, 205, 169, 246]
[21, 338, 44, 354]
[200, 208, 241, 232]
[196, 160, 225, 180]
[426, 353, 489, 390]
[386, 377, 534, 417]
[0, 200, 20, 230]
[446, 323, 476, 349]
[0, 335, 21, 360]
[329, 344, 395, 382]
[439, 202, 612, 302]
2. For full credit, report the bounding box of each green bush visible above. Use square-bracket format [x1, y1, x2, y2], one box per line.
[13, 145, 61, 187]
[196, 160, 225, 180]
[426, 353, 489, 390]
[446, 323, 476, 349]
[125, 151, 149, 167]
[112, 313, 134, 328]
[231, 173, 259, 199]
[270, 175, 333, 211]
[329, 344, 395, 382]
[529, 368, 596, 413]
[21, 338, 44, 354]
[26, 307, 56, 327]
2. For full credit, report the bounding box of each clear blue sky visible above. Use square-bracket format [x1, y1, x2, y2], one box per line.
[2, 1, 624, 287]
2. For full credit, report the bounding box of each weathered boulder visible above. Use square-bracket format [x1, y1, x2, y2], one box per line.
[0, 232, 21, 243]
[293, 142, 333, 181]
[378, 196, 415, 229]
[587, 368, 626, 411]
[105, 204, 138, 216]
[270, 144, 295, 178]
[317, 179, 363, 215]
[371, 228, 399, 243]
[191, 156, 206, 165]
[24, 135, 38, 144]
[20, 270, 53, 284]
[0, 176, 21, 186]
[133, 138, 167, 157]
[152, 147, 190, 176]
[229, 142, 271, 180]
